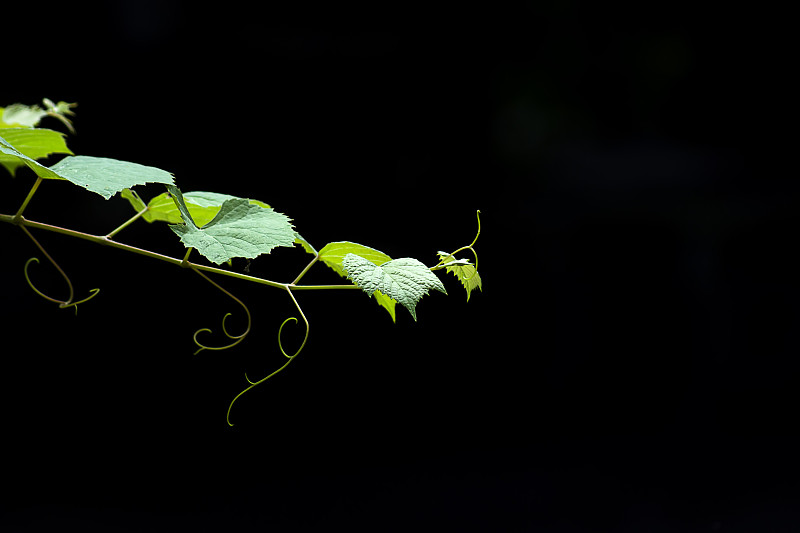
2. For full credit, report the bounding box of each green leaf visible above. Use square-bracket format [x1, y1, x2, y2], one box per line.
[318, 241, 396, 321]
[295, 234, 318, 256]
[437, 252, 482, 301]
[342, 254, 446, 321]
[123, 189, 271, 226]
[319, 241, 392, 276]
[121, 188, 147, 211]
[0, 128, 72, 176]
[0, 134, 63, 179]
[167, 185, 297, 264]
[49, 155, 175, 200]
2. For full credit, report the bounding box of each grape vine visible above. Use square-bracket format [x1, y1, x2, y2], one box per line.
[0, 98, 482, 425]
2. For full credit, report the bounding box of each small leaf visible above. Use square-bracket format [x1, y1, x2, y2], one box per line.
[49, 156, 175, 199]
[121, 188, 147, 211]
[437, 252, 482, 301]
[1, 100, 77, 133]
[318, 242, 396, 321]
[0, 104, 48, 128]
[167, 185, 297, 264]
[342, 254, 446, 321]
[0, 128, 72, 176]
[295, 234, 318, 256]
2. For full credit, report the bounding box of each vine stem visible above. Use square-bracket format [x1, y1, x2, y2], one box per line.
[105, 206, 148, 239]
[0, 212, 361, 292]
[291, 254, 319, 285]
[13, 177, 43, 222]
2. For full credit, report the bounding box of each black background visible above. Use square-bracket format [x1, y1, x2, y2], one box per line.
[2, 3, 798, 531]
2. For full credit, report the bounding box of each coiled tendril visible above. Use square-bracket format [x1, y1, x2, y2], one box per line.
[226, 287, 309, 426]
[191, 267, 252, 355]
[21, 226, 100, 314]
[431, 209, 482, 280]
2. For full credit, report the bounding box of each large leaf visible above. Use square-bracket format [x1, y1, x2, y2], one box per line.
[318, 241, 397, 321]
[0, 128, 72, 176]
[167, 185, 297, 264]
[342, 254, 446, 321]
[437, 252, 482, 301]
[49, 155, 175, 199]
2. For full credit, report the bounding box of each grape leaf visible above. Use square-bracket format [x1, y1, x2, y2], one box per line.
[167, 185, 297, 264]
[318, 242, 397, 321]
[48, 156, 175, 200]
[342, 253, 446, 321]
[318, 241, 392, 276]
[0, 134, 63, 179]
[295, 234, 317, 256]
[0, 128, 72, 176]
[123, 189, 270, 226]
[437, 252, 482, 301]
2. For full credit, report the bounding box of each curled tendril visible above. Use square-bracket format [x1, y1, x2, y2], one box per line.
[191, 267, 252, 355]
[227, 287, 309, 426]
[21, 224, 101, 314]
[432, 209, 482, 281]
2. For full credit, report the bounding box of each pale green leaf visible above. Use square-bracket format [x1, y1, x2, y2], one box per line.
[318, 241, 396, 321]
[167, 185, 297, 264]
[0, 104, 48, 128]
[437, 252, 482, 301]
[49, 155, 175, 200]
[0, 128, 72, 176]
[1, 100, 77, 133]
[342, 254, 446, 321]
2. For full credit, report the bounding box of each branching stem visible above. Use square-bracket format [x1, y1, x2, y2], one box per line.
[291, 254, 319, 285]
[105, 206, 148, 239]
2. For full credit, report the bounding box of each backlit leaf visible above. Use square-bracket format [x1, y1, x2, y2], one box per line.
[124, 189, 271, 226]
[0, 134, 62, 179]
[0, 128, 72, 176]
[437, 252, 482, 301]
